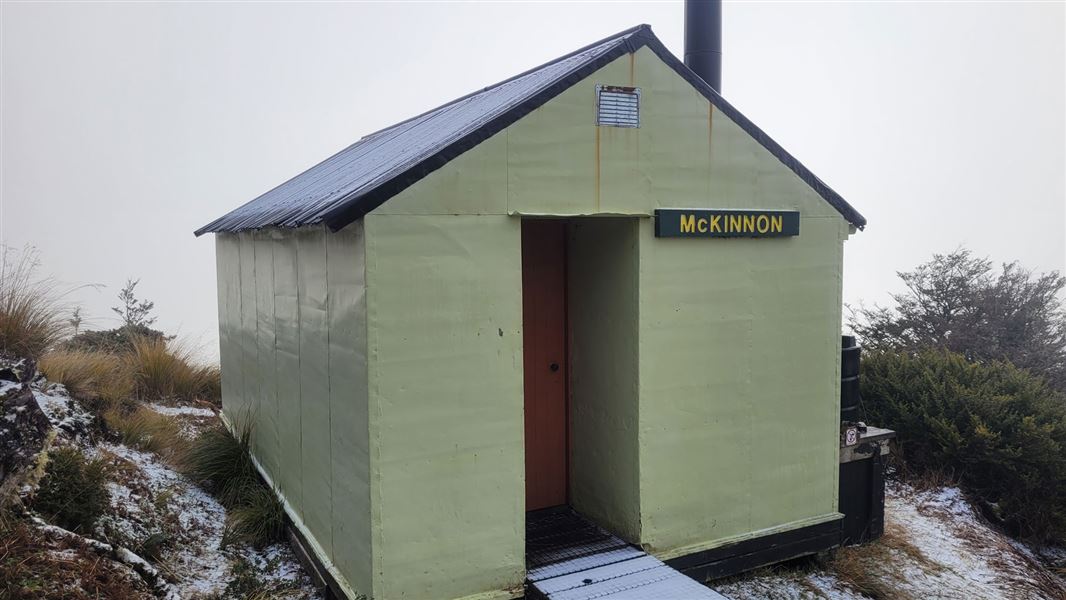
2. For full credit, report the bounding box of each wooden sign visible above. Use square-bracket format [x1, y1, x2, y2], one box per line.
[655, 209, 800, 238]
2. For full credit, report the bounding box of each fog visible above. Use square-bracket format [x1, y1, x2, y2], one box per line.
[2, 2, 1063, 361]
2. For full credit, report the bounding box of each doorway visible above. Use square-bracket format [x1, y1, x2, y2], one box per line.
[521, 219, 569, 511]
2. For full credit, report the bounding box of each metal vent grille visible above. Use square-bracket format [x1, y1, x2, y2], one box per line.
[596, 85, 640, 128]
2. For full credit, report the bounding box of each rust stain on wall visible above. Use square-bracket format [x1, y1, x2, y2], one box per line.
[708, 103, 715, 162]
[595, 125, 602, 212]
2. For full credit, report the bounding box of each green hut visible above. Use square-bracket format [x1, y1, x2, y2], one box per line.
[196, 23, 866, 600]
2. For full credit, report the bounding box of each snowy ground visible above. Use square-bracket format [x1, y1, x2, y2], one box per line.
[21, 380, 320, 599]
[712, 483, 1066, 600]
[17, 377, 1065, 599]
[95, 442, 318, 598]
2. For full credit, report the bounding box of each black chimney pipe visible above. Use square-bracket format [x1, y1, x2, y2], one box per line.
[684, 0, 722, 93]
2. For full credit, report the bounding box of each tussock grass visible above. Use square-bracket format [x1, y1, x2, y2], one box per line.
[829, 523, 941, 600]
[128, 337, 220, 404]
[185, 422, 285, 547]
[185, 423, 257, 507]
[39, 350, 133, 411]
[224, 485, 286, 549]
[41, 336, 220, 413]
[0, 246, 69, 359]
[106, 405, 187, 459]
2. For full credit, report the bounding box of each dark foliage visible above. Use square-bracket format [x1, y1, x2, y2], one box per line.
[65, 324, 169, 354]
[861, 349, 1066, 543]
[32, 447, 110, 533]
[849, 249, 1066, 390]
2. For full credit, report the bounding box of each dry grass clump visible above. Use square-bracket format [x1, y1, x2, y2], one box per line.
[0, 246, 69, 359]
[39, 350, 133, 412]
[829, 523, 941, 600]
[105, 405, 187, 459]
[128, 337, 220, 404]
[40, 337, 220, 412]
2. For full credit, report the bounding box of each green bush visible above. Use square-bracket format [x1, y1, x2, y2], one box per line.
[861, 349, 1066, 543]
[65, 324, 168, 354]
[32, 447, 110, 533]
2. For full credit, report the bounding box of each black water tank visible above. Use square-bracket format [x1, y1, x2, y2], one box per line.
[841, 336, 861, 422]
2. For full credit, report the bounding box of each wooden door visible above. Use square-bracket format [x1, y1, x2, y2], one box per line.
[522, 220, 568, 511]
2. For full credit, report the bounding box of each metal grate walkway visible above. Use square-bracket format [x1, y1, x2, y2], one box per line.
[526, 508, 728, 600]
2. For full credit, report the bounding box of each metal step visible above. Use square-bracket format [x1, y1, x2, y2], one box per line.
[526, 508, 727, 600]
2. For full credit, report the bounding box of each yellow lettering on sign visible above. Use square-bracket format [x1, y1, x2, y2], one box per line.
[756, 215, 770, 233]
[771, 215, 783, 233]
[680, 214, 696, 233]
[742, 215, 755, 232]
[697, 218, 708, 233]
[728, 215, 741, 232]
[710, 215, 722, 232]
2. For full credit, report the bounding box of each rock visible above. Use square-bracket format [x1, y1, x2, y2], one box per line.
[0, 384, 51, 483]
[0, 353, 37, 384]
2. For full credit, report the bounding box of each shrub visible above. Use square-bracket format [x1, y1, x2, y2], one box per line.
[65, 324, 168, 354]
[861, 349, 1066, 543]
[32, 447, 110, 533]
[39, 350, 133, 412]
[0, 246, 69, 359]
[128, 337, 220, 403]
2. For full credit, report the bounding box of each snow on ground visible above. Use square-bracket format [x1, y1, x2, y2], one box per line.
[94, 440, 320, 599]
[147, 402, 219, 440]
[18, 381, 319, 599]
[147, 403, 216, 418]
[32, 382, 94, 437]
[18, 375, 1065, 599]
[712, 483, 1066, 600]
[0, 378, 20, 396]
[713, 571, 862, 600]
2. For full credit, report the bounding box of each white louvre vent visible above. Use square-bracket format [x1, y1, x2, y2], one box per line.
[596, 85, 640, 128]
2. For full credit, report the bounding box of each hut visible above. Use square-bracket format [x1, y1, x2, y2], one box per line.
[196, 12, 874, 600]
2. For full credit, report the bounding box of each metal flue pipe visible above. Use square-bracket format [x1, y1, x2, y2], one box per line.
[684, 0, 722, 93]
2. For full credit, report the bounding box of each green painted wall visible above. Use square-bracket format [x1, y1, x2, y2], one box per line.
[215, 225, 372, 599]
[364, 214, 525, 600]
[567, 219, 641, 542]
[636, 217, 847, 557]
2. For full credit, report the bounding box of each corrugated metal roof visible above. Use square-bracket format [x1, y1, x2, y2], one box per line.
[195, 24, 865, 236]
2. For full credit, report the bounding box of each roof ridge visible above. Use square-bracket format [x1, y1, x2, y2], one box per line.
[358, 24, 650, 141]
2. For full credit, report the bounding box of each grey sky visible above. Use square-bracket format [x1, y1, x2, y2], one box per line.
[2, 2, 1064, 361]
